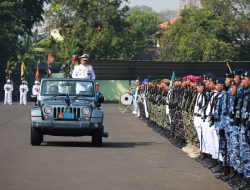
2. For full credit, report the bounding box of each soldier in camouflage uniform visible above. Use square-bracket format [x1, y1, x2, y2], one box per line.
[215, 73, 235, 179]
[60, 49, 79, 78]
[238, 70, 250, 189]
[181, 79, 198, 146]
[168, 79, 185, 145]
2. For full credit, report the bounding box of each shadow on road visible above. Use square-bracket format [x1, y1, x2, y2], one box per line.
[42, 141, 160, 148]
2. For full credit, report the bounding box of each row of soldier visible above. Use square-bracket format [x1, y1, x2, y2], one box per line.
[132, 69, 250, 190]
[3, 80, 40, 106]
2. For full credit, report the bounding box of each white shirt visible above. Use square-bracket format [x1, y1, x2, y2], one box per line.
[72, 64, 96, 79]
[32, 85, 40, 96]
[19, 85, 29, 95]
[4, 84, 13, 92]
[194, 93, 205, 115]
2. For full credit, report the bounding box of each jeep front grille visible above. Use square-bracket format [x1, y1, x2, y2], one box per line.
[53, 107, 81, 120]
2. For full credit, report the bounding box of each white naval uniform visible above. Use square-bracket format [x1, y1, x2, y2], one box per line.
[4, 84, 13, 105]
[203, 91, 222, 159]
[32, 85, 40, 100]
[193, 93, 205, 151]
[72, 64, 96, 94]
[72, 64, 96, 79]
[19, 84, 29, 105]
[132, 86, 139, 114]
[202, 91, 216, 155]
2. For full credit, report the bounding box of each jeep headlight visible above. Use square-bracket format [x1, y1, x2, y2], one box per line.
[81, 107, 90, 115]
[44, 106, 52, 114]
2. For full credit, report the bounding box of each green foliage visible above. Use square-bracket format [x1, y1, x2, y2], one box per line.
[160, 1, 250, 61]
[0, 0, 48, 70]
[45, 1, 161, 61]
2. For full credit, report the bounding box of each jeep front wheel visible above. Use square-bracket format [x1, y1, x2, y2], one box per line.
[92, 132, 102, 147]
[31, 127, 43, 146]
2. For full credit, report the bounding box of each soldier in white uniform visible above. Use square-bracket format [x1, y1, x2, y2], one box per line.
[194, 81, 205, 151]
[32, 80, 40, 100]
[72, 54, 96, 94]
[19, 80, 29, 105]
[4, 79, 13, 105]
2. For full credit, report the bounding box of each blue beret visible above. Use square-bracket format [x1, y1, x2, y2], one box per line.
[233, 69, 245, 76]
[215, 78, 225, 84]
[209, 77, 217, 83]
[142, 78, 150, 84]
[204, 73, 214, 80]
[225, 73, 234, 78]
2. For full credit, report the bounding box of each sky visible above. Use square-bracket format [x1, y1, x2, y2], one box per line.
[127, 0, 179, 12]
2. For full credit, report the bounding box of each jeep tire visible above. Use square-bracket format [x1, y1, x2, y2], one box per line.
[92, 132, 102, 147]
[31, 127, 43, 146]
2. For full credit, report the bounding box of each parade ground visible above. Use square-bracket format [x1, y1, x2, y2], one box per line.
[0, 103, 231, 190]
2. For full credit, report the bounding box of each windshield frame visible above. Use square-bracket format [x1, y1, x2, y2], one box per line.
[40, 79, 95, 97]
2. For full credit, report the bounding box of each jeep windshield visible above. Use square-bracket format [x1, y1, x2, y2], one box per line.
[41, 80, 95, 97]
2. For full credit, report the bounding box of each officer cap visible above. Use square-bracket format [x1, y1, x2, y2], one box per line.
[197, 81, 205, 86]
[233, 69, 245, 76]
[135, 79, 140, 84]
[231, 80, 237, 86]
[79, 54, 89, 60]
[225, 73, 234, 78]
[215, 78, 225, 85]
[242, 70, 250, 78]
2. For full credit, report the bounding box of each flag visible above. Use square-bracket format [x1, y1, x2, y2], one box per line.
[21, 62, 26, 81]
[169, 71, 175, 90]
[35, 64, 40, 81]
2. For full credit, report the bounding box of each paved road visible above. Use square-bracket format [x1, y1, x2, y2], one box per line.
[0, 103, 230, 190]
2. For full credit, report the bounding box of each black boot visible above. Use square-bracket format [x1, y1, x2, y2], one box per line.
[195, 154, 207, 162]
[231, 177, 249, 190]
[205, 159, 218, 169]
[221, 168, 236, 182]
[201, 155, 212, 166]
[229, 173, 244, 186]
[211, 162, 223, 173]
[215, 166, 230, 179]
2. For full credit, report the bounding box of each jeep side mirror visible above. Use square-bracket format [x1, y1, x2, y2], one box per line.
[95, 95, 104, 107]
[30, 95, 37, 103]
[98, 95, 104, 103]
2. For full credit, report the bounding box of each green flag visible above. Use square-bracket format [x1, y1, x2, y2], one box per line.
[169, 71, 175, 89]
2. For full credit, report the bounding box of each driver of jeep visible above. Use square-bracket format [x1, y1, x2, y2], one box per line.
[49, 85, 59, 94]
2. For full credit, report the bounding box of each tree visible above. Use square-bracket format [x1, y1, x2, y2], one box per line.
[45, 2, 161, 60]
[160, 0, 250, 61]
[0, 0, 48, 72]
[46, 0, 130, 60]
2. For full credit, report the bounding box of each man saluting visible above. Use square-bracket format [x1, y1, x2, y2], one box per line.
[72, 54, 96, 79]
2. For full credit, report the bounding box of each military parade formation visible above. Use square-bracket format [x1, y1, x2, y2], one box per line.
[128, 68, 250, 190]
[2, 49, 250, 189]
